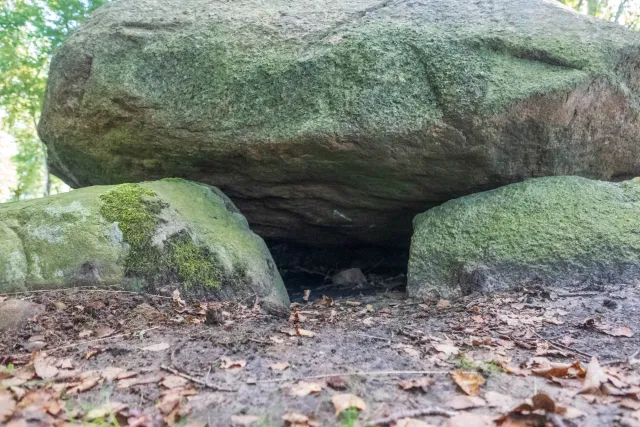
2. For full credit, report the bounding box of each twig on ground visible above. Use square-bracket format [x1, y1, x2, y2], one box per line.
[532, 330, 594, 359]
[160, 365, 237, 392]
[250, 370, 449, 384]
[356, 333, 391, 342]
[367, 407, 456, 426]
[556, 292, 600, 298]
[46, 326, 160, 352]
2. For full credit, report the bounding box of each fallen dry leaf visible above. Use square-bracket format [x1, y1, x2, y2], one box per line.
[231, 415, 260, 426]
[331, 393, 367, 415]
[269, 335, 285, 344]
[580, 357, 608, 394]
[288, 381, 323, 397]
[270, 362, 289, 371]
[296, 328, 315, 337]
[96, 327, 115, 338]
[448, 395, 486, 409]
[445, 413, 492, 427]
[85, 402, 128, 421]
[327, 376, 348, 390]
[601, 326, 634, 337]
[434, 343, 459, 356]
[398, 377, 434, 392]
[117, 373, 164, 389]
[436, 299, 451, 309]
[172, 289, 186, 307]
[78, 329, 92, 338]
[161, 375, 189, 389]
[34, 356, 59, 379]
[142, 342, 171, 352]
[282, 411, 314, 426]
[0, 389, 15, 422]
[220, 358, 247, 370]
[303, 290, 311, 302]
[403, 347, 420, 357]
[451, 370, 485, 396]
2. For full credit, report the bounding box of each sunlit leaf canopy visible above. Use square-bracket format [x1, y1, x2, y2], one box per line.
[0, 0, 638, 201]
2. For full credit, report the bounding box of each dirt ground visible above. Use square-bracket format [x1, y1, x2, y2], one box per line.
[2, 280, 640, 427]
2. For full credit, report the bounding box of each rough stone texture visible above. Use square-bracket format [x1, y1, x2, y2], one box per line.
[38, 0, 640, 246]
[0, 179, 289, 309]
[0, 300, 45, 332]
[408, 176, 640, 299]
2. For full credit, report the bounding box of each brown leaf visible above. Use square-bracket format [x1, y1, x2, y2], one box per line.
[531, 393, 555, 413]
[67, 376, 100, 394]
[296, 328, 315, 337]
[451, 370, 485, 396]
[331, 393, 366, 415]
[327, 376, 348, 390]
[395, 418, 436, 427]
[445, 413, 493, 427]
[398, 377, 435, 392]
[0, 389, 15, 422]
[448, 395, 486, 409]
[117, 373, 164, 389]
[161, 375, 189, 389]
[85, 402, 128, 421]
[436, 299, 451, 309]
[231, 415, 260, 426]
[220, 358, 246, 370]
[288, 381, 323, 397]
[270, 362, 289, 371]
[532, 361, 585, 379]
[34, 356, 59, 379]
[282, 412, 311, 426]
[580, 357, 608, 394]
[142, 342, 171, 352]
[601, 326, 634, 337]
[96, 327, 115, 338]
[434, 343, 459, 356]
[303, 290, 311, 302]
[403, 347, 420, 357]
[101, 367, 126, 381]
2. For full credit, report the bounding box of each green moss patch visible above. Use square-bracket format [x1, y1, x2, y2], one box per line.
[99, 183, 223, 288]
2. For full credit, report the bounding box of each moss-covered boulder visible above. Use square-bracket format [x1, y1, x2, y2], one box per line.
[0, 179, 289, 310]
[38, 0, 640, 246]
[408, 177, 640, 299]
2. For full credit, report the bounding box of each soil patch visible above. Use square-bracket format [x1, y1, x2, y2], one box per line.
[2, 283, 640, 426]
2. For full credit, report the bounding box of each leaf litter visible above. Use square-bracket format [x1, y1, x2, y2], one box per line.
[1, 284, 640, 425]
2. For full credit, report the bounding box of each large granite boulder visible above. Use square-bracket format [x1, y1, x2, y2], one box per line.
[38, 0, 640, 246]
[408, 177, 640, 299]
[0, 179, 289, 310]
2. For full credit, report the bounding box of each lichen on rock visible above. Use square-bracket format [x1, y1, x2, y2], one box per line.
[0, 180, 289, 309]
[408, 176, 640, 299]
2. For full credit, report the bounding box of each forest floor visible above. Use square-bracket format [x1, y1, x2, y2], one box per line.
[2, 281, 640, 427]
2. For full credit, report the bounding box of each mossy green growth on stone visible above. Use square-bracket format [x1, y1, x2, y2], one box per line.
[408, 176, 640, 299]
[166, 233, 222, 288]
[0, 180, 289, 309]
[99, 184, 163, 247]
[38, 0, 640, 247]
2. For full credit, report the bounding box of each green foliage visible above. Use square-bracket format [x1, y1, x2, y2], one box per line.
[558, 0, 640, 29]
[338, 408, 360, 427]
[0, 0, 109, 200]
